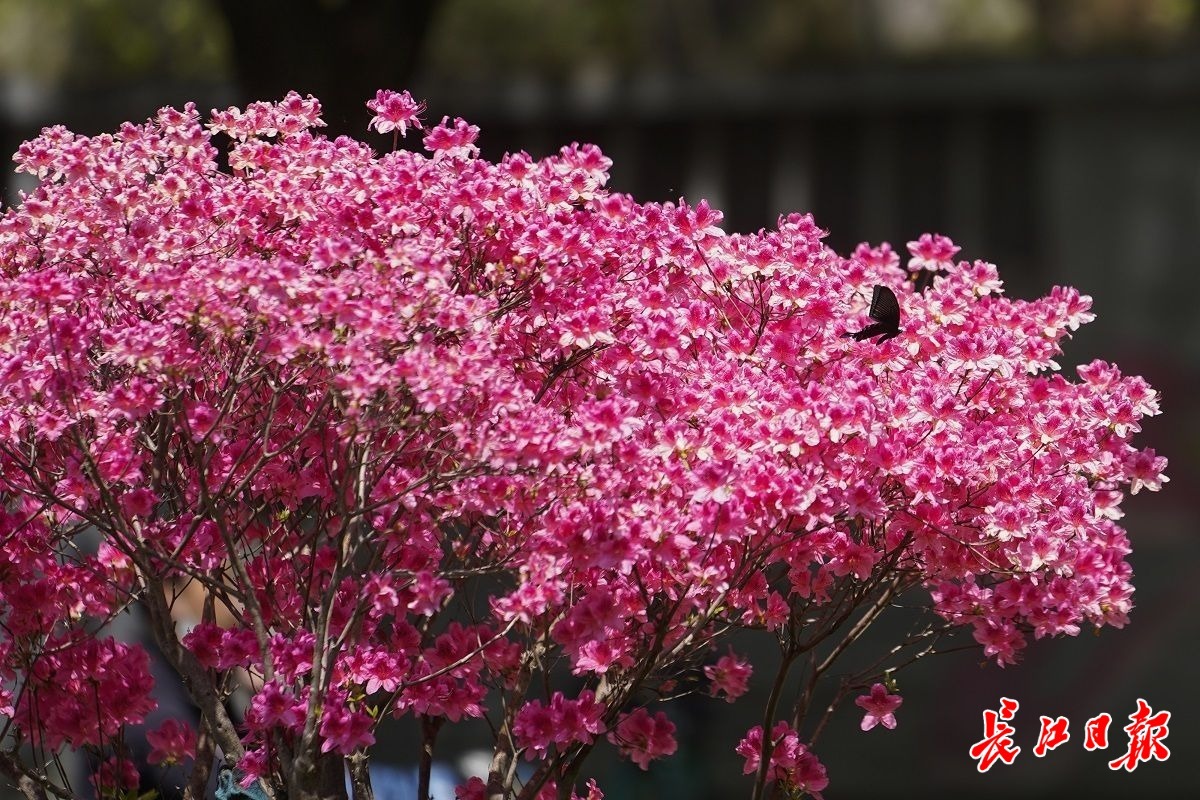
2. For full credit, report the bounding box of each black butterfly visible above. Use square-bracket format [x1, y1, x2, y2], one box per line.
[843, 285, 901, 343]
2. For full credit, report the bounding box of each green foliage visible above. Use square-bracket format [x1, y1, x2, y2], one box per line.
[0, 0, 228, 86]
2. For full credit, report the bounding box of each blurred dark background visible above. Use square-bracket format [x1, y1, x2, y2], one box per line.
[1, 1, 1196, 798]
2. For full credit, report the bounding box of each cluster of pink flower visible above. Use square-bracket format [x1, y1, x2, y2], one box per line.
[0, 89, 1166, 798]
[736, 722, 828, 797]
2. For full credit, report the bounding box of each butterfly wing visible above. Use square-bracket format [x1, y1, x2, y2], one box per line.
[868, 285, 900, 327]
[215, 770, 236, 800]
[843, 284, 902, 341]
[216, 769, 272, 800]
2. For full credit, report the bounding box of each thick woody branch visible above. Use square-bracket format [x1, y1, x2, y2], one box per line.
[139, 575, 245, 763]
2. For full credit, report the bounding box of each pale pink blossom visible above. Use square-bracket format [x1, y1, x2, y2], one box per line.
[366, 89, 425, 137]
[906, 232, 961, 272]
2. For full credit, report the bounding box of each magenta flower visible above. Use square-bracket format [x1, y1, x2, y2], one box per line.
[318, 690, 376, 754]
[119, 486, 158, 519]
[455, 777, 487, 800]
[856, 683, 903, 731]
[705, 649, 752, 702]
[513, 690, 604, 756]
[906, 232, 961, 271]
[735, 722, 828, 798]
[608, 708, 677, 769]
[90, 756, 139, 797]
[13, 637, 155, 749]
[182, 623, 223, 669]
[146, 719, 197, 765]
[0, 87, 1167, 797]
[513, 699, 557, 758]
[422, 115, 480, 158]
[245, 681, 305, 732]
[366, 89, 425, 137]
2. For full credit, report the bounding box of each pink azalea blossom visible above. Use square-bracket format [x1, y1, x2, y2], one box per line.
[423, 116, 480, 159]
[608, 708, 677, 769]
[120, 486, 158, 519]
[705, 649, 753, 702]
[735, 722, 828, 798]
[366, 89, 425, 137]
[0, 88, 1167, 797]
[146, 719, 197, 765]
[456, 777, 487, 800]
[13, 637, 155, 749]
[90, 756, 139, 797]
[855, 683, 903, 731]
[514, 690, 607, 758]
[245, 681, 306, 732]
[580, 778, 604, 800]
[906, 232, 961, 272]
[319, 690, 376, 754]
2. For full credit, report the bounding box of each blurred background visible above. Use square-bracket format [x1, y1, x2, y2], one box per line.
[1, 1, 1196, 798]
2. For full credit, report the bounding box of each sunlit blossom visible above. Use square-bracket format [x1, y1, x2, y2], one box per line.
[0, 89, 1166, 795]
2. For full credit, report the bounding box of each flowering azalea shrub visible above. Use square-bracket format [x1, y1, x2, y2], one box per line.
[0, 90, 1167, 800]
